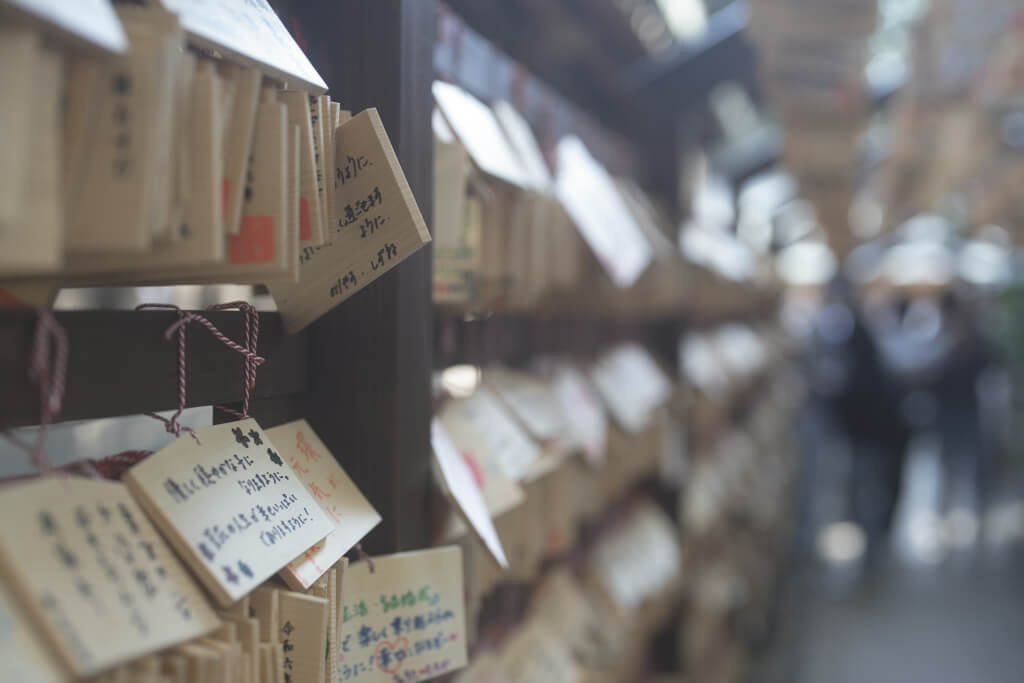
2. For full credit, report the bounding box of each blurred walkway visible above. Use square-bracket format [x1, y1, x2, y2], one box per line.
[754, 534, 1024, 683]
[754, 404, 1024, 683]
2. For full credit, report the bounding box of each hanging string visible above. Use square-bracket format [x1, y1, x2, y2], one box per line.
[0, 311, 144, 482]
[354, 543, 376, 573]
[18, 309, 68, 475]
[89, 449, 153, 480]
[136, 303, 199, 442]
[2, 303, 262, 483]
[136, 303, 266, 441]
[205, 301, 261, 419]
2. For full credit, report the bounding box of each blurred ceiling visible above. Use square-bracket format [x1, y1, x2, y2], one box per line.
[444, 0, 757, 148]
[444, 0, 649, 114]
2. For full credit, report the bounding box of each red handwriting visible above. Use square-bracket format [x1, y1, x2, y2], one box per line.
[374, 637, 409, 674]
[296, 431, 321, 463]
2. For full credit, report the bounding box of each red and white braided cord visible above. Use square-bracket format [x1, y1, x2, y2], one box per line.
[136, 303, 265, 440]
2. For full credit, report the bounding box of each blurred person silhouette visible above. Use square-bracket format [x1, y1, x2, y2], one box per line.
[874, 284, 995, 554]
[810, 275, 911, 564]
[930, 290, 992, 524]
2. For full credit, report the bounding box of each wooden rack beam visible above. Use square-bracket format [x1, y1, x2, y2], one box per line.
[0, 310, 308, 430]
[434, 312, 684, 370]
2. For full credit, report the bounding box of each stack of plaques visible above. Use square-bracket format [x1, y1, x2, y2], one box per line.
[746, 0, 878, 255]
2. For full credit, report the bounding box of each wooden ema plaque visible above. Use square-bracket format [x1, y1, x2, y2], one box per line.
[0, 37, 62, 275]
[492, 619, 583, 683]
[123, 420, 335, 607]
[68, 5, 181, 254]
[222, 65, 262, 237]
[589, 503, 681, 615]
[337, 548, 467, 683]
[438, 389, 538, 482]
[554, 136, 652, 289]
[161, 0, 327, 93]
[590, 344, 672, 435]
[265, 420, 381, 591]
[483, 369, 566, 443]
[0, 478, 220, 677]
[279, 91, 325, 248]
[278, 591, 328, 683]
[436, 394, 527, 523]
[65, 55, 227, 275]
[2, 0, 128, 55]
[0, 577, 69, 683]
[431, 419, 508, 570]
[551, 365, 607, 467]
[269, 108, 431, 333]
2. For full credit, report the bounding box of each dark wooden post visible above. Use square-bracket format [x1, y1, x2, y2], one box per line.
[292, 0, 438, 554]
